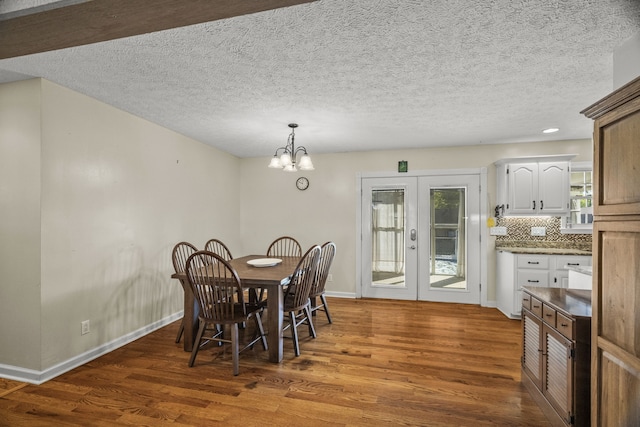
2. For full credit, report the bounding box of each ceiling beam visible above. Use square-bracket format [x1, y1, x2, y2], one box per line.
[0, 0, 317, 60]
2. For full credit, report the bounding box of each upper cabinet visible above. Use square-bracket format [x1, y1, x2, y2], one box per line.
[495, 155, 574, 216]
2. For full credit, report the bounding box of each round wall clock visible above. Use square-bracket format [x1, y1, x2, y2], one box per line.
[296, 176, 309, 191]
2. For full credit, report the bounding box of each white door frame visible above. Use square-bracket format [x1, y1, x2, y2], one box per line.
[355, 168, 489, 307]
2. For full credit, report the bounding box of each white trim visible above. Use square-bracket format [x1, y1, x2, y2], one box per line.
[0, 311, 183, 385]
[359, 168, 483, 179]
[325, 291, 356, 299]
[355, 172, 363, 298]
[494, 154, 576, 165]
[480, 167, 489, 307]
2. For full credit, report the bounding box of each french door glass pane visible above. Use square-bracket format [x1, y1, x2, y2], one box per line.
[371, 189, 405, 287]
[429, 187, 466, 290]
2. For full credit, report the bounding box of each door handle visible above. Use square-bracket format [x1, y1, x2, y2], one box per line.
[409, 245, 416, 250]
[410, 229, 417, 241]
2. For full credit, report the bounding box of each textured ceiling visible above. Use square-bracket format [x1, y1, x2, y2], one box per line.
[1, 0, 639, 158]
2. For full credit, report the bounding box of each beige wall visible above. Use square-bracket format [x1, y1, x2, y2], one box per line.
[239, 139, 593, 301]
[0, 79, 241, 373]
[0, 79, 42, 370]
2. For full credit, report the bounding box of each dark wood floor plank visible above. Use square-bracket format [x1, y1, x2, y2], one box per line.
[0, 298, 551, 426]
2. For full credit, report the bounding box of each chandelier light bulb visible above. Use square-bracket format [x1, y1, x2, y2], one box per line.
[268, 156, 282, 168]
[298, 154, 314, 170]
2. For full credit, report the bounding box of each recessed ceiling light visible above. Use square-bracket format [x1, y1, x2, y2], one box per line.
[543, 128, 559, 134]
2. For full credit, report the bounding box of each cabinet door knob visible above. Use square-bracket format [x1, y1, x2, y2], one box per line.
[540, 200, 544, 210]
[533, 200, 536, 210]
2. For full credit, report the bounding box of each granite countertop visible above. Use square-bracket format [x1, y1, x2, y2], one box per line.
[496, 246, 592, 256]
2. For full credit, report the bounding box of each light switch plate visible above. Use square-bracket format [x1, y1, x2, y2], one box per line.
[531, 226, 546, 236]
[490, 226, 507, 236]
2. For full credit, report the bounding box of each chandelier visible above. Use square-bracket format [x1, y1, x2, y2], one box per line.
[267, 123, 314, 172]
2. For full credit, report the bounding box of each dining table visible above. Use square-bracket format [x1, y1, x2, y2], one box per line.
[171, 254, 300, 363]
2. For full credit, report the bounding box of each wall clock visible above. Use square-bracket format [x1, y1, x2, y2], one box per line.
[296, 176, 309, 191]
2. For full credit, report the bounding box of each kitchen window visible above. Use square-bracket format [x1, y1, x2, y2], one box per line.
[561, 162, 592, 234]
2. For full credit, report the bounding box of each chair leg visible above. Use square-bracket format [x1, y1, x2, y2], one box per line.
[310, 297, 317, 317]
[290, 311, 300, 357]
[320, 294, 333, 324]
[231, 324, 239, 376]
[304, 305, 317, 339]
[175, 317, 185, 343]
[188, 321, 206, 367]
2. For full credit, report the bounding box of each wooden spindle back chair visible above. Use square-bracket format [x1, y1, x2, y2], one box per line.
[282, 245, 321, 356]
[310, 241, 336, 324]
[171, 241, 198, 343]
[184, 251, 267, 375]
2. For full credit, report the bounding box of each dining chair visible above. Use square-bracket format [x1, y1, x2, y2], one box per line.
[282, 245, 321, 357]
[267, 236, 302, 258]
[310, 241, 336, 324]
[171, 241, 198, 343]
[185, 251, 268, 375]
[205, 238, 258, 322]
[260, 236, 303, 301]
[204, 238, 233, 261]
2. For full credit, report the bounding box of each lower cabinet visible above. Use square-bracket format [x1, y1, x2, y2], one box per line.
[521, 287, 591, 427]
[497, 251, 591, 319]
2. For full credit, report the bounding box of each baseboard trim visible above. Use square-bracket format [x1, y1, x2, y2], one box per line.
[325, 291, 355, 298]
[0, 311, 183, 385]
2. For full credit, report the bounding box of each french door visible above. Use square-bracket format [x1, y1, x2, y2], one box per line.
[361, 174, 481, 304]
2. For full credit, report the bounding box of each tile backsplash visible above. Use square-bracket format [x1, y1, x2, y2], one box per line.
[495, 217, 592, 252]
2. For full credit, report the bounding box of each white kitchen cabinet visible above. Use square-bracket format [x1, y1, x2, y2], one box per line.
[498, 252, 549, 319]
[496, 251, 592, 319]
[552, 255, 592, 288]
[495, 156, 574, 216]
[496, 251, 516, 318]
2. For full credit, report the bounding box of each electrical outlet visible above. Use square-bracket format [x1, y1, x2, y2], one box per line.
[328, 274, 333, 282]
[81, 320, 90, 335]
[490, 226, 507, 236]
[531, 227, 546, 236]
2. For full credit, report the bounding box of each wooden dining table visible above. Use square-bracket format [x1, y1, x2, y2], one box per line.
[171, 254, 300, 363]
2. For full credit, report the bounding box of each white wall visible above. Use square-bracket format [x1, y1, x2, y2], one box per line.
[0, 79, 242, 376]
[613, 31, 640, 89]
[239, 139, 593, 302]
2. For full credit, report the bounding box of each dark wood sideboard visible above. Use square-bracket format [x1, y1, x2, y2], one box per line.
[521, 287, 591, 426]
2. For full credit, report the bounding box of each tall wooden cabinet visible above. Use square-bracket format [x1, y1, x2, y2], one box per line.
[581, 75, 640, 426]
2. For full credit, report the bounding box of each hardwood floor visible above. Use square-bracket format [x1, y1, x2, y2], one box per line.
[0, 298, 550, 426]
